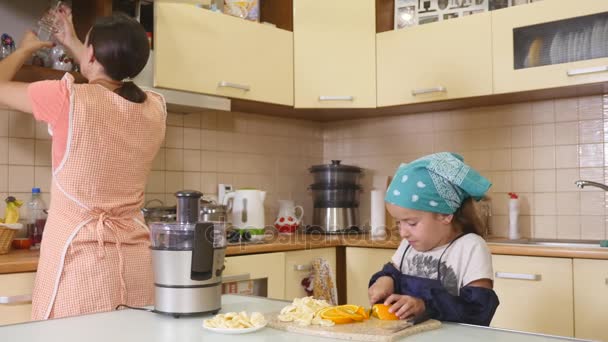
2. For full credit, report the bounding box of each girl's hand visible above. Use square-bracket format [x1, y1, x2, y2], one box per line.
[18, 31, 53, 54]
[368, 276, 394, 305]
[53, 5, 78, 48]
[384, 294, 425, 320]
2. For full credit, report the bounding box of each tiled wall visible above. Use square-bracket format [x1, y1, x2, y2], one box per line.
[323, 95, 608, 240]
[147, 111, 323, 224]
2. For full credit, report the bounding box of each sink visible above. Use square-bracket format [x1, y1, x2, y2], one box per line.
[488, 238, 603, 249]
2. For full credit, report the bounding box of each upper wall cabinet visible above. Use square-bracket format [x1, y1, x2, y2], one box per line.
[492, 0, 608, 94]
[154, 1, 294, 106]
[377, 13, 493, 107]
[293, 0, 376, 109]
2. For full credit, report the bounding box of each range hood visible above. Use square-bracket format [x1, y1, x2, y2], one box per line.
[134, 54, 231, 113]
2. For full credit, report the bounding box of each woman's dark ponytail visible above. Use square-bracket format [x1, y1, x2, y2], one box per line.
[88, 13, 149, 103]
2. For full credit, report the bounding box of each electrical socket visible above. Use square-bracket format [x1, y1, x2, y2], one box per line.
[218, 183, 233, 204]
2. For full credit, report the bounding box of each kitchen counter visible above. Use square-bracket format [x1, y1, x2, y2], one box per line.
[0, 294, 586, 341]
[2, 233, 607, 274]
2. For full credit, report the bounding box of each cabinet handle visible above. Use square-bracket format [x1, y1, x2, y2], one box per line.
[318, 96, 354, 101]
[294, 264, 312, 271]
[0, 294, 32, 304]
[411, 86, 447, 96]
[218, 81, 250, 91]
[567, 65, 608, 77]
[222, 273, 250, 283]
[495, 272, 541, 281]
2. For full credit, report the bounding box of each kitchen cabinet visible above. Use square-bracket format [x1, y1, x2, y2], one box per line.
[284, 248, 336, 301]
[154, 1, 294, 106]
[0, 272, 35, 326]
[224, 252, 285, 300]
[492, 0, 608, 94]
[345, 247, 395, 307]
[573, 258, 608, 341]
[377, 12, 493, 106]
[491, 255, 573, 337]
[293, 0, 376, 108]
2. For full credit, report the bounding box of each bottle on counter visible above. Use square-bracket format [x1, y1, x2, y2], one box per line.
[26, 188, 47, 249]
[508, 192, 520, 240]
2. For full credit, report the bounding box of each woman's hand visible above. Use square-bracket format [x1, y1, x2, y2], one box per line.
[384, 294, 425, 320]
[18, 31, 53, 55]
[53, 5, 79, 50]
[368, 276, 394, 305]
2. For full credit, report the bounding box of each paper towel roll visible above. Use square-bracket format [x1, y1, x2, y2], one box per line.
[370, 189, 386, 237]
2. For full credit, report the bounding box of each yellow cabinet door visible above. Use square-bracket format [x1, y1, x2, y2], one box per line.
[0, 272, 35, 326]
[492, 0, 608, 94]
[284, 248, 336, 301]
[293, 0, 376, 108]
[377, 13, 493, 106]
[346, 247, 395, 307]
[491, 255, 573, 337]
[573, 259, 608, 342]
[224, 252, 285, 300]
[155, 1, 293, 106]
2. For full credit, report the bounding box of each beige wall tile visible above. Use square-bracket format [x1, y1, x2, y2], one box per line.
[183, 172, 202, 191]
[580, 191, 605, 215]
[217, 152, 235, 172]
[432, 112, 452, 131]
[490, 215, 508, 237]
[8, 165, 34, 193]
[518, 193, 533, 215]
[509, 103, 533, 125]
[35, 140, 52, 166]
[0, 165, 7, 192]
[578, 120, 603, 144]
[511, 126, 532, 148]
[519, 216, 532, 238]
[166, 113, 184, 127]
[533, 216, 557, 239]
[579, 144, 603, 167]
[8, 138, 35, 165]
[165, 171, 184, 194]
[183, 149, 201, 172]
[34, 166, 52, 192]
[200, 129, 218, 151]
[183, 113, 201, 128]
[579, 167, 604, 191]
[555, 145, 579, 169]
[0, 137, 8, 164]
[533, 193, 556, 215]
[165, 126, 184, 148]
[165, 149, 184, 171]
[533, 146, 555, 169]
[488, 128, 512, 149]
[201, 172, 218, 194]
[215, 132, 235, 152]
[532, 124, 556, 146]
[0, 110, 8, 137]
[490, 149, 511, 171]
[146, 171, 165, 193]
[201, 151, 218, 172]
[512, 148, 533, 170]
[581, 215, 605, 239]
[465, 150, 491, 171]
[556, 192, 580, 216]
[151, 148, 165, 171]
[534, 169, 556, 192]
[555, 122, 578, 145]
[531, 100, 555, 124]
[554, 98, 578, 122]
[200, 111, 218, 129]
[556, 169, 579, 192]
[9, 111, 35, 138]
[183, 128, 201, 150]
[488, 172, 512, 193]
[578, 95, 603, 120]
[556, 216, 580, 239]
[512, 170, 534, 193]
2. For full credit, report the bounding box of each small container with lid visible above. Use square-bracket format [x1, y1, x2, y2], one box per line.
[309, 160, 362, 187]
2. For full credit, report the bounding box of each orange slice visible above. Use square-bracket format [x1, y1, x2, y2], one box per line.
[371, 304, 399, 320]
[317, 305, 369, 324]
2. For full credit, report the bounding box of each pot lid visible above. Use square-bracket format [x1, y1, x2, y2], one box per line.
[309, 160, 362, 173]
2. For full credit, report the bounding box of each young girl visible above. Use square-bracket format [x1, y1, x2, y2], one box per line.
[0, 9, 166, 319]
[368, 152, 499, 326]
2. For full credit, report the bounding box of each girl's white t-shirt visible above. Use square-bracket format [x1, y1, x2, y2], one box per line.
[391, 234, 494, 296]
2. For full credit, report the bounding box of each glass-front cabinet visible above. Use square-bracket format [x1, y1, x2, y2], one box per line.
[492, 0, 608, 94]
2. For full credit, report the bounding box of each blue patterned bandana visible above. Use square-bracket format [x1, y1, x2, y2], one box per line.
[385, 152, 491, 214]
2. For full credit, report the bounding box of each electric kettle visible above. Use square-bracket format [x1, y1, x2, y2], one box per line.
[223, 189, 266, 241]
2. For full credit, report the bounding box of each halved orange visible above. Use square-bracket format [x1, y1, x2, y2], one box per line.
[371, 304, 399, 320]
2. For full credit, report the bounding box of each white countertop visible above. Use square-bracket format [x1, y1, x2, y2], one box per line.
[0, 295, 589, 342]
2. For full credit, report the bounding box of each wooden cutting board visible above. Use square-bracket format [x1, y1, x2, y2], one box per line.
[267, 314, 441, 342]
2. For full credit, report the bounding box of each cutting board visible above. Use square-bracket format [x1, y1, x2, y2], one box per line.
[268, 314, 441, 342]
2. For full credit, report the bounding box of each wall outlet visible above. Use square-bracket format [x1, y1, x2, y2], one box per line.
[218, 183, 233, 204]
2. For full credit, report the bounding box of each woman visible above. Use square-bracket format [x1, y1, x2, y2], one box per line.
[368, 152, 499, 326]
[0, 9, 166, 319]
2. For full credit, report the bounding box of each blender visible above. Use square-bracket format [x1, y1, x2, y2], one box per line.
[149, 190, 226, 317]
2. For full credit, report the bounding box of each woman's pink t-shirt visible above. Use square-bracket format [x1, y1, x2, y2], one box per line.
[27, 77, 71, 169]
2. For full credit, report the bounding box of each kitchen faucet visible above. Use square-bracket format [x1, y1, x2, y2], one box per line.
[574, 180, 608, 191]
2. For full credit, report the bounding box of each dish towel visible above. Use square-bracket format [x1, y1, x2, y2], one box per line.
[301, 257, 338, 305]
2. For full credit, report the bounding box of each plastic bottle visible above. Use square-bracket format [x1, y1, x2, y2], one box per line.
[508, 192, 520, 240]
[26, 188, 47, 249]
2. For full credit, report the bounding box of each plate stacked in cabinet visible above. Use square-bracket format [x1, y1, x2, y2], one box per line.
[308, 160, 363, 234]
